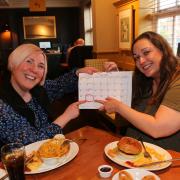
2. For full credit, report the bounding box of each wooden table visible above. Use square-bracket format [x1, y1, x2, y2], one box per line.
[26, 126, 180, 180]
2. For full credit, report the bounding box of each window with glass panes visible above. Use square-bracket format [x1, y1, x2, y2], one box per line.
[155, 0, 180, 54]
[84, 4, 93, 45]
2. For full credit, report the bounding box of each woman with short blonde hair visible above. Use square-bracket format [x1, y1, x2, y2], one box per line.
[0, 43, 98, 147]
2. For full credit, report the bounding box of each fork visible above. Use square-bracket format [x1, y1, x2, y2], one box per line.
[139, 138, 152, 159]
[61, 137, 87, 146]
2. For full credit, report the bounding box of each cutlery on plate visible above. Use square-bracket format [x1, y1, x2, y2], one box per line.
[61, 137, 87, 146]
[67, 137, 87, 142]
[139, 137, 152, 159]
[137, 158, 180, 167]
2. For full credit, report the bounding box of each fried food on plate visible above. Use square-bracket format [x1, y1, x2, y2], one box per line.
[38, 135, 70, 158]
[26, 151, 42, 171]
[26, 134, 70, 171]
[117, 137, 142, 155]
[107, 147, 119, 158]
[119, 170, 133, 180]
[132, 146, 165, 167]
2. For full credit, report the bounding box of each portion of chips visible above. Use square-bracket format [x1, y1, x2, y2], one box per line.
[26, 151, 42, 171]
[132, 146, 165, 167]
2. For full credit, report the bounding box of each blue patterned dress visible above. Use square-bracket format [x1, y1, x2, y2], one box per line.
[0, 70, 78, 146]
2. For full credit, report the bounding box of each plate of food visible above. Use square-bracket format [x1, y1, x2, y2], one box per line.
[112, 168, 160, 180]
[25, 134, 79, 174]
[104, 137, 172, 171]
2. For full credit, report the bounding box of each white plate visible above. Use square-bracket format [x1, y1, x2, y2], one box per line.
[25, 139, 79, 174]
[0, 168, 8, 180]
[112, 168, 160, 180]
[104, 141, 172, 171]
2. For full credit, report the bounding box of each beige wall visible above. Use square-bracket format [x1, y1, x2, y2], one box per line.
[138, 0, 154, 35]
[92, 0, 118, 53]
[92, 0, 153, 70]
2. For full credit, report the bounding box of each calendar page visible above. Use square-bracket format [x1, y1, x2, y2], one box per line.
[78, 71, 133, 109]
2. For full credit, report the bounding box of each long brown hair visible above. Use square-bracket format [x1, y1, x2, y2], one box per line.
[131, 31, 180, 106]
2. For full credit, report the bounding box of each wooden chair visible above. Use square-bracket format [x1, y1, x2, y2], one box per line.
[85, 58, 108, 71]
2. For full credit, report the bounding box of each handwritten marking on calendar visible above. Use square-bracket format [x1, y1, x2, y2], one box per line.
[79, 71, 132, 109]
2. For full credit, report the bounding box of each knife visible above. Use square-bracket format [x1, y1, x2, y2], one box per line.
[138, 158, 180, 167]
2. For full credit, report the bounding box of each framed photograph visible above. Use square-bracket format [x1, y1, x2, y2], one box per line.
[177, 42, 180, 57]
[23, 16, 56, 39]
[118, 8, 133, 50]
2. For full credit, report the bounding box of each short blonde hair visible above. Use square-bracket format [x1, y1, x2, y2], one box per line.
[8, 44, 47, 86]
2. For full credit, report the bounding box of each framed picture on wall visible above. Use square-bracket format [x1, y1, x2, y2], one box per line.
[23, 16, 56, 39]
[177, 42, 180, 57]
[118, 7, 133, 50]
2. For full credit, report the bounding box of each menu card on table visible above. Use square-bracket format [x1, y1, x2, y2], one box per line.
[78, 71, 133, 109]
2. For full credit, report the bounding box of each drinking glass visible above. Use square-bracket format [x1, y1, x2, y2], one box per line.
[1, 143, 25, 180]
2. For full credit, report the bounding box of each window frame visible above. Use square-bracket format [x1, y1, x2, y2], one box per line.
[154, 0, 180, 53]
[84, 3, 93, 45]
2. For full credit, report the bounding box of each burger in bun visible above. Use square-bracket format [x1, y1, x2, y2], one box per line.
[117, 136, 142, 155]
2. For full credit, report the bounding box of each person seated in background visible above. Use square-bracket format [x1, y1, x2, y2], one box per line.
[97, 31, 180, 151]
[0, 43, 99, 148]
[66, 38, 85, 63]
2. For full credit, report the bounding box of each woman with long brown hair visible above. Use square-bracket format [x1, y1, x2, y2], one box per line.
[97, 31, 180, 151]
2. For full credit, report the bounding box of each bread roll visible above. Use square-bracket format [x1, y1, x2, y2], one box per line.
[117, 136, 142, 155]
[119, 170, 133, 180]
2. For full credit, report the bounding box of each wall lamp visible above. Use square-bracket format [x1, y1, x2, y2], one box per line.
[1, 24, 11, 32]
